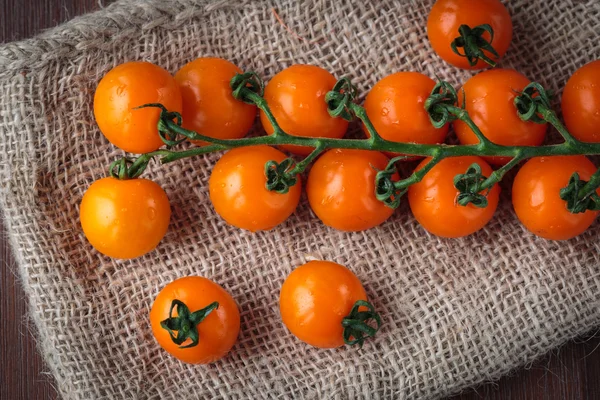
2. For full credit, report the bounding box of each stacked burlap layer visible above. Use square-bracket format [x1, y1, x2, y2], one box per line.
[0, 0, 599, 398]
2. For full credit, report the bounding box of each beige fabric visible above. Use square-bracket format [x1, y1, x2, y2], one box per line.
[0, 0, 599, 398]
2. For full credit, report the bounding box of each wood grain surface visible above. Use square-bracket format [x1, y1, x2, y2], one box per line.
[0, 1, 599, 399]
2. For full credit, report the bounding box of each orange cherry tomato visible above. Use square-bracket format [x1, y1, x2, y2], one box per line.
[363, 72, 448, 156]
[562, 60, 600, 143]
[94, 61, 182, 153]
[427, 0, 512, 70]
[209, 146, 301, 232]
[175, 57, 256, 145]
[408, 156, 500, 238]
[512, 156, 599, 241]
[307, 149, 397, 231]
[279, 260, 369, 348]
[454, 69, 547, 165]
[150, 276, 240, 364]
[260, 65, 348, 155]
[80, 177, 171, 259]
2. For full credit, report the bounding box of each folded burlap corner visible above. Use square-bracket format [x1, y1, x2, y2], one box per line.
[0, 0, 599, 399]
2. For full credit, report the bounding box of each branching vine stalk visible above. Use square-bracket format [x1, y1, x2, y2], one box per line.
[108, 72, 600, 215]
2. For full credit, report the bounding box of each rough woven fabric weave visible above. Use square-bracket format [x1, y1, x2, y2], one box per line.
[0, 0, 599, 398]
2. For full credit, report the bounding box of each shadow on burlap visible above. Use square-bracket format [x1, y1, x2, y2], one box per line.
[0, 0, 599, 399]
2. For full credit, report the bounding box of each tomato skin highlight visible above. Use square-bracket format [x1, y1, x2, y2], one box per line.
[209, 146, 301, 232]
[175, 57, 257, 145]
[307, 149, 397, 232]
[512, 156, 599, 241]
[260, 65, 348, 155]
[427, 0, 512, 70]
[408, 156, 500, 238]
[93, 61, 182, 153]
[80, 177, 171, 259]
[150, 276, 240, 364]
[562, 60, 600, 143]
[279, 260, 368, 349]
[454, 69, 547, 165]
[363, 72, 449, 157]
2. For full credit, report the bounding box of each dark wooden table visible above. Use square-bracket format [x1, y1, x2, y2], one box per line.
[1, 1, 599, 399]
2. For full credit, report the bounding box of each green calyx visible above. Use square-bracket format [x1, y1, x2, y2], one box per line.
[230, 71, 264, 104]
[374, 156, 411, 209]
[160, 299, 219, 348]
[424, 80, 463, 128]
[560, 172, 600, 214]
[265, 158, 298, 194]
[453, 163, 492, 208]
[325, 77, 358, 121]
[109, 157, 149, 180]
[341, 300, 382, 347]
[450, 24, 499, 67]
[514, 82, 554, 124]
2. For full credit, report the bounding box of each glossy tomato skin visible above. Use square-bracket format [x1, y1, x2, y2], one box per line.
[279, 260, 368, 348]
[408, 156, 500, 238]
[307, 149, 397, 232]
[209, 146, 301, 232]
[427, 0, 512, 70]
[562, 60, 600, 143]
[94, 61, 182, 153]
[363, 72, 448, 155]
[175, 57, 256, 145]
[80, 177, 171, 259]
[454, 69, 547, 165]
[512, 156, 599, 241]
[260, 65, 348, 155]
[150, 276, 240, 364]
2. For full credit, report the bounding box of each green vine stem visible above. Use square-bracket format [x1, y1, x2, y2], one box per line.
[450, 24, 500, 67]
[160, 300, 219, 348]
[108, 73, 600, 214]
[341, 300, 382, 347]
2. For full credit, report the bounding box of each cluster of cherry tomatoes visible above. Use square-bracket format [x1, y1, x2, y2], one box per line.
[83, 57, 600, 260]
[79, 0, 600, 363]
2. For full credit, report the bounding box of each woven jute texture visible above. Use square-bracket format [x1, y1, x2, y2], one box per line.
[0, 0, 599, 398]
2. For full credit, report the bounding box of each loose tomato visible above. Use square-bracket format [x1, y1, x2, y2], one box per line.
[175, 57, 256, 145]
[454, 69, 547, 165]
[94, 61, 182, 153]
[80, 177, 171, 259]
[209, 146, 301, 232]
[363, 72, 448, 155]
[408, 156, 500, 238]
[307, 149, 397, 231]
[562, 60, 600, 143]
[150, 276, 240, 364]
[512, 156, 599, 240]
[280, 260, 372, 348]
[260, 65, 348, 155]
[427, 0, 512, 70]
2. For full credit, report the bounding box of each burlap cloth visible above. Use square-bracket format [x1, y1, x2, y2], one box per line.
[0, 0, 599, 398]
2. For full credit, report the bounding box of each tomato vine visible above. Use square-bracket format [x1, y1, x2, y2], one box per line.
[109, 72, 600, 215]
